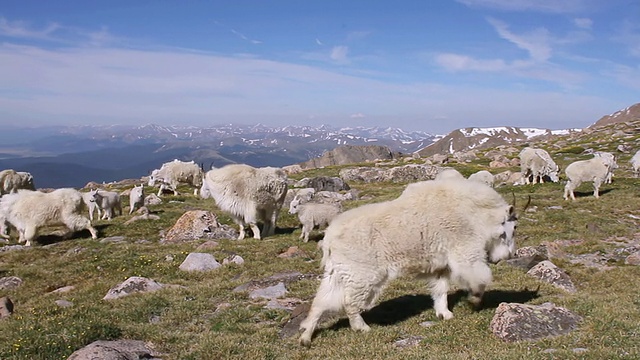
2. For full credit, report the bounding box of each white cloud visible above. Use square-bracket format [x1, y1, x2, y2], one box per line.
[0, 17, 61, 40]
[435, 53, 507, 72]
[315, 38, 323, 46]
[487, 18, 552, 62]
[573, 18, 593, 29]
[456, 0, 589, 13]
[615, 20, 640, 58]
[330, 45, 349, 62]
[350, 113, 365, 119]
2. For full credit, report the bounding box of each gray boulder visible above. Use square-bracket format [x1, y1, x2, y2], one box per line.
[490, 302, 582, 342]
[67, 340, 162, 360]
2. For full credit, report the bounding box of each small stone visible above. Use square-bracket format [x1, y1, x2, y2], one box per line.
[419, 321, 437, 328]
[0, 276, 23, 290]
[50, 285, 75, 294]
[394, 336, 424, 348]
[249, 282, 287, 300]
[178, 253, 221, 272]
[625, 251, 640, 265]
[55, 300, 74, 308]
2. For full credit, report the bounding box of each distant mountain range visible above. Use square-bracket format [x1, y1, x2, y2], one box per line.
[0, 124, 436, 188]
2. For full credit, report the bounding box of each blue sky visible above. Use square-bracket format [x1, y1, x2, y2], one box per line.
[0, 0, 638, 133]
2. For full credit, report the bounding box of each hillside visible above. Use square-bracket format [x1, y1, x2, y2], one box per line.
[1, 119, 640, 359]
[590, 102, 640, 128]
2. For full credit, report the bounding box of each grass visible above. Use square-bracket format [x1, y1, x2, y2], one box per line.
[1, 151, 640, 359]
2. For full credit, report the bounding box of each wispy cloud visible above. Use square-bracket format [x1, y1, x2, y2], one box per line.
[229, 29, 262, 44]
[614, 20, 640, 58]
[330, 45, 349, 62]
[487, 18, 551, 62]
[456, 0, 589, 13]
[315, 38, 323, 46]
[573, 18, 593, 29]
[350, 113, 365, 119]
[0, 17, 61, 40]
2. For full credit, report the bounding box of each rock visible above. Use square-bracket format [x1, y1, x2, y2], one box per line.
[100, 236, 127, 244]
[490, 302, 582, 342]
[419, 321, 437, 328]
[264, 297, 303, 311]
[515, 246, 549, 259]
[233, 271, 318, 293]
[299, 145, 400, 169]
[103, 276, 166, 300]
[178, 253, 221, 272]
[67, 339, 162, 360]
[161, 210, 238, 243]
[625, 251, 640, 265]
[0, 245, 26, 253]
[222, 254, 244, 265]
[294, 176, 350, 192]
[526, 261, 577, 293]
[0, 276, 23, 290]
[394, 336, 425, 348]
[489, 160, 509, 168]
[431, 154, 449, 164]
[0, 297, 14, 319]
[144, 194, 162, 206]
[278, 246, 310, 259]
[339, 164, 441, 183]
[55, 300, 74, 308]
[503, 254, 547, 270]
[50, 285, 75, 294]
[249, 282, 287, 300]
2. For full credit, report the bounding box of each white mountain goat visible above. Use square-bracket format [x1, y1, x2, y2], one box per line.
[200, 164, 288, 240]
[519, 147, 559, 184]
[148, 160, 204, 196]
[434, 168, 465, 181]
[593, 151, 618, 184]
[631, 149, 640, 178]
[563, 156, 613, 201]
[89, 189, 122, 220]
[0, 188, 98, 246]
[298, 179, 518, 347]
[82, 190, 102, 221]
[128, 184, 145, 214]
[467, 170, 495, 187]
[0, 169, 36, 195]
[289, 197, 341, 242]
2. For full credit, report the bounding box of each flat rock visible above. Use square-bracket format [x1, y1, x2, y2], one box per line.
[490, 302, 582, 342]
[67, 339, 162, 360]
[249, 282, 287, 300]
[103, 276, 166, 300]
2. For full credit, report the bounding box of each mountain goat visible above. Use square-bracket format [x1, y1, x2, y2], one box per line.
[298, 179, 518, 347]
[289, 197, 341, 242]
[632, 150, 640, 178]
[129, 184, 145, 214]
[563, 156, 612, 200]
[519, 148, 559, 184]
[468, 170, 494, 187]
[148, 160, 204, 196]
[87, 189, 122, 220]
[0, 169, 36, 195]
[593, 151, 617, 184]
[0, 189, 98, 246]
[200, 164, 288, 240]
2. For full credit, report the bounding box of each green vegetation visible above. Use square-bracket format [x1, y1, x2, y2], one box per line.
[1, 131, 640, 359]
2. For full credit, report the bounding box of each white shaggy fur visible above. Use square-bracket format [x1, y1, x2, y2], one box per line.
[289, 197, 341, 242]
[519, 147, 559, 184]
[0, 169, 36, 195]
[0, 188, 98, 246]
[90, 190, 122, 220]
[129, 185, 145, 214]
[593, 151, 617, 184]
[468, 170, 495, 187]
[631, 150, 640, 178]
[563, 156, 611, 201]
[148, 160, 204, 196]
[200, 164, 288, 240]
[82, 190, 102, 221]
[434, 168, 465, 181]
[298, 179, 517, 347]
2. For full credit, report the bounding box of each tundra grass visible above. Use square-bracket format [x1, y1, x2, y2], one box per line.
[1, 171, 640, 359]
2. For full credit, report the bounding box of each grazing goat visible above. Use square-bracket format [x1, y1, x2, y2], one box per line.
[0, 189, 98, 246]
[299, 179, 517, 347]
[200, 164, 288, 240]
[519, 147, 559, 184]
[148, 160, 204, 196]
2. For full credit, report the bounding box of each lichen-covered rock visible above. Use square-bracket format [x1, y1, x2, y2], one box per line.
[103, 276, 166, 300]
[527, 261, 577, 293]
[67, 339, 162, 360]
[0, 276, 23, 290]
[161, 210, 238, 243]
[490, 302, 582, 342]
